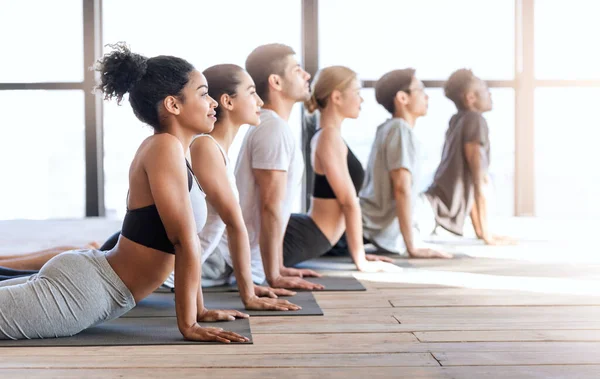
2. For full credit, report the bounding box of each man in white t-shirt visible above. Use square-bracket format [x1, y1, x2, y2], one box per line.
[216, 44, 324, 290]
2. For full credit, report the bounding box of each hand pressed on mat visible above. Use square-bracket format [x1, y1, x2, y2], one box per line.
[254, 284, 297, 297]
[197, 308, 249, 322]
[280, 266, 322, 278]
[483, 234, 517, 246]
[269, 275, 325, 290]
[242, 295, 302, 311]
[183, 324, 249, 344]
[408, 247, 453, 259]
[356, 260, 402, 273]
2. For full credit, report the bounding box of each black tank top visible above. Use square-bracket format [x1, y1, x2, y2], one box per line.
[312, 130, 365, 199]
[120, 160, 204, 254]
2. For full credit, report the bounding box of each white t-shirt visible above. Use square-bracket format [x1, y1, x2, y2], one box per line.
[219, 109, 305, 284]
[163, 134, 237, 288]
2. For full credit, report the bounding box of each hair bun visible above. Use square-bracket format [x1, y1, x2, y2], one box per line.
[304, 94, 320, 114]
[94, 42, 148, 103]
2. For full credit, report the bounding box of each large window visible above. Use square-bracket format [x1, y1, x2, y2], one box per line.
[535, 0, 600, 80]
[0, 0, 83, 83]
[319, 0, 514, 80]
[102, 0, 302, 218]
[3, 0, 599, 220]
[534, 88, 600, 219]
[0, 91, 85, 219]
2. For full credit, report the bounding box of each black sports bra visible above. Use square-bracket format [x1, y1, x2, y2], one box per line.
[120, 160, 207, 254]
[312, 130, 365, 199]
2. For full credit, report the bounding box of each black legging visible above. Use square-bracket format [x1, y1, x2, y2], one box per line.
[0, 266, 40, 282]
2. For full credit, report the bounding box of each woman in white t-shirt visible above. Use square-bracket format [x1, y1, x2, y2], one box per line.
[0, 64, 298, 312]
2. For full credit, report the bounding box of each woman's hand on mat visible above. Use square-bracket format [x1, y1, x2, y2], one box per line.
[182, 324, 249, 344]
[407, 247, 453, 259]
[197, 308, 249, 322]
[269, 275, 325, 290]
[243, 295, 302, 311]
[365, 254, 395, 263]
[483, 234, 517, 246]
[356, 260, 402, 273]
[254, 285, 297, 298]
[280, 267, 322, 278]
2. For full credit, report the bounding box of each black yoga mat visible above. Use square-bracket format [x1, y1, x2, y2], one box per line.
[124, 291, 323, 318]
[0, 317, 252, 347]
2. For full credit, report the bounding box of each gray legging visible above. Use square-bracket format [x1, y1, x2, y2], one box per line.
[0, 249, 135, 340]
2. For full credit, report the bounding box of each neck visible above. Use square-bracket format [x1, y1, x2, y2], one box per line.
[262, 94, 296, 121]
[393, 109, 418, 128]
[319, 107, 344, 130]
[210, 117, 241, 154]
[157, 126, 195, 156]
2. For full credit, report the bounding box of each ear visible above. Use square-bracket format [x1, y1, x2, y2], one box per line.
[267, 73, 283, 92]
[220, 93, 234, 111]
[330, 89, 343, 106]
[394, 90, 408, 106]
[163, 95, 181, 116]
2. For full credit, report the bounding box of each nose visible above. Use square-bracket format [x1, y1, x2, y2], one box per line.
[304, 70, 311, 81]
[257, 94, 264, 107]
[209, 95, 218, 108]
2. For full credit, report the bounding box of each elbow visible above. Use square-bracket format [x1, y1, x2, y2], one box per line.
[393, 186, 410, 200]
[339, 196, 359, 211]
[260, 202, 280, 219]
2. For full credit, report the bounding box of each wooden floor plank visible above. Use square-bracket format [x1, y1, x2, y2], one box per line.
[250, 315, 400, 334]
[388, 288, 600, 307]
[0, 352, 438, 369]
[0, 366, 598, 379]
[1, 340, 599, 356]
[435, 351, 600, 366]
[415, 330, 600, 342]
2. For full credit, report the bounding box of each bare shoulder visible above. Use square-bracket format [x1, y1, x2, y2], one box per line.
[318, 127, 346, 153]
[190, 135, 226, 168]
[141, 134, 186, 167]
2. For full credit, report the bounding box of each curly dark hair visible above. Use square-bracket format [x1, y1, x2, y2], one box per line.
[245, 43, 295, 104]
[202, 64, 245, 120]
[444, 68, 477, 110]
[94, 42, 195, 131]
[375, 68, 416, 114]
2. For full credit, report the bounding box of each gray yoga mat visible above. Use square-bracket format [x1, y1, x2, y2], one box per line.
[202, 275, 366, 292]
[124, 291, 323, 318]
[296, 276, 366, 291]
[0, 317, 252, 347]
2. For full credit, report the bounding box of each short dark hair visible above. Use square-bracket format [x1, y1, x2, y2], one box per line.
[202, 64, 245, 120]
[444, 68, 477, 110]
[375, 68, 416, 114]
[245, 43, 295, 103]
[94, 42, 195, 131]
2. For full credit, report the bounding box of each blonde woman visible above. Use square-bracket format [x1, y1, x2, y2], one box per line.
[283, 66, 398, 272]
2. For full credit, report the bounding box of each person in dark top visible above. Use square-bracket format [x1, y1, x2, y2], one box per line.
[0, 43, 249, 342]
[293, 65, 397, 272]
[426, 69, 514, 245]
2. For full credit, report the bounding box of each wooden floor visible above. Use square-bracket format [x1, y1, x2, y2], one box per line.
[1, 218, 599, 378]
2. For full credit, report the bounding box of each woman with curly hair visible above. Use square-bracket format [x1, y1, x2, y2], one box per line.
[0, 44, 249, 343]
